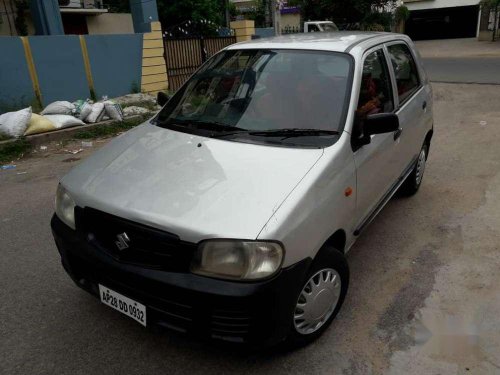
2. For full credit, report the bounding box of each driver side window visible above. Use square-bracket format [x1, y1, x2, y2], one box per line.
[354, 49, 394, 138]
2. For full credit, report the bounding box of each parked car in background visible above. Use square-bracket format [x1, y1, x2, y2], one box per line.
[304, 21, 339, 32]
[51, 32, 433, 347]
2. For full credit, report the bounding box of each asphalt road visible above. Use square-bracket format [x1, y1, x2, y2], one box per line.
[422, 57, 500, 84]
[2, 82, 500, 374]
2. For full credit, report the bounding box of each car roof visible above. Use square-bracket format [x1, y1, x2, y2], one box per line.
[226, 32, 411, 54]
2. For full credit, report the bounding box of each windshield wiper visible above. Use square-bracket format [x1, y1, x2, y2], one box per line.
[161, 118, 247, 133]
[213, 128, 340, 139]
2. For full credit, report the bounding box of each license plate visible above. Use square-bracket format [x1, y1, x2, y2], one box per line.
[99, 285, 146, 327]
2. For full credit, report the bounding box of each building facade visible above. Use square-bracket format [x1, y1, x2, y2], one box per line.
[403, 0, 482, 40]
[0, 1, 133, 36]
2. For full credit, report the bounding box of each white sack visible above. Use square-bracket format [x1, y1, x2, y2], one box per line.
[43, 115, 85, 129]
[86, 103, 105, 123]
[104, 101, 124, 121]
[78, 102, 93, 121]
[0, 107, 32, 138]
[41, 101, 76, 115]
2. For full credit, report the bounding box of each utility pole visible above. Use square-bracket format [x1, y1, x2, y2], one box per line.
[494, 3, 499, 41]
[273, 0, 282, 35]
[264, 0, 272, 27]
[223, 0, 230, 27]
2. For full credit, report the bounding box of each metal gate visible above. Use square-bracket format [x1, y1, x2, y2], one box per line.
[164, 35, 237, 91]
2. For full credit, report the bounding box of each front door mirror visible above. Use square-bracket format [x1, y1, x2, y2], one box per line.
[364, 113, 399, 136]
[157, 92, 170, 107]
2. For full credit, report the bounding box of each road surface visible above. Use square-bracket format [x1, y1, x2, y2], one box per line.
[423, 57, 500, 84]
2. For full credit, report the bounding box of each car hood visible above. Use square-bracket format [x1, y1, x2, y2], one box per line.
[62, 124, 323, 242]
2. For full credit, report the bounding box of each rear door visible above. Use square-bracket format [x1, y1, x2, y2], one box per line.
[385, 41, 430, 170]
[352, 47, 400, 229]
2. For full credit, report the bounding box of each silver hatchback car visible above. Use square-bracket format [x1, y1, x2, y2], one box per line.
[52, 32, 433, 347]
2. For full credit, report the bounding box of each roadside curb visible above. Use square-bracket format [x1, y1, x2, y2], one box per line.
[0, 114, 150, 148]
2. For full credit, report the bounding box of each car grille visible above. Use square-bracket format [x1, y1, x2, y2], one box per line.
[77, 207, 196, 271]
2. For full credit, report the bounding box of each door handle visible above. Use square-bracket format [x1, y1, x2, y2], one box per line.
[422, 101, 427, 110]
[394, 128, 402, 141]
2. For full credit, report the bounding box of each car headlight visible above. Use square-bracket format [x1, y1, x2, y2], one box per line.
[190, 240, 284, 280]
[55, 184, 76, 230]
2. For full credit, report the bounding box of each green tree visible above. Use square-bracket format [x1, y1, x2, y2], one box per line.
[14, 0, 29, 36]
[104, 0, 130, 13]
[247, 0, 267, 28]
[106, 0, 232, 35]
[158, 0, 225, 36]
[288, 0, 396, 30]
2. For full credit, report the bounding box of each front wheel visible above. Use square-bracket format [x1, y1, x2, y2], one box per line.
[284, 247, 349, 348]
[399, 144, 428, 196]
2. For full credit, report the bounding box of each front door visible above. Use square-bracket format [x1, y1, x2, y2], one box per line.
[352, 47, 400, 230]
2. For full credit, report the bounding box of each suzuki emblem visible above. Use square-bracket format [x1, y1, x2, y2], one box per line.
[115, 232, 131, 251]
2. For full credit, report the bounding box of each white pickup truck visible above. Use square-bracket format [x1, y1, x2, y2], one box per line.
[304, 21, 339, 33]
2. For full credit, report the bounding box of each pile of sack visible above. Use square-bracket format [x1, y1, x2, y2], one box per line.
[0, 99, 124, 138]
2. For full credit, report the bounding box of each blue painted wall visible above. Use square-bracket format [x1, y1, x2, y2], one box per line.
[29, 0, 64, 35]
[130, 0, 159, 33]
[29, 35, 90, 105]
[254, 28, 275, 38]
[85, 34, 143, 99]
[0, 38, 36, 112]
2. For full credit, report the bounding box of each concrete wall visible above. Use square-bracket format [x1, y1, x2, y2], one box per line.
[0, 37, 36, 110]
[28, 35, 89, 105]
[404, 0, 480, 11]
[254, 28, 275, 38]
[230, 20, 255, 42]
[281, 13, 300, 28]
[0, 33, 146, 112]
[87, 14, 134, 35]
[141, 22, 168, 95]
[85, 34, 143, 98]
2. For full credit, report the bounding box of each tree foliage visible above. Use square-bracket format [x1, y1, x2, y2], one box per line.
[104, 0, 130, 13]
[246, 0, 267, 28]
[288, 0, 396, 29]
[14, 0, 29, 36]
[157, 0, 225, 35]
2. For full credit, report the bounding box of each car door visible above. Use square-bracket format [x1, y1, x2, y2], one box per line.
[352, 47, 401, 232]
[386, 41, 430, 171]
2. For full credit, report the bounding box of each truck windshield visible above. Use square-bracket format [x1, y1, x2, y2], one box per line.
[321, 23, 339, 32]
[156, 49, 353, 147]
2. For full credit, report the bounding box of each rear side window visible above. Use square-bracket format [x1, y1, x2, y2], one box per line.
[387, 43, 420, 103]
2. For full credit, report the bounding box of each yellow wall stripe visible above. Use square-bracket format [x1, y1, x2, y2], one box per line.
[142, 57, 165, 67]
[20, 37, 42, 107]
[79, 35, 96, 97]
[142, 65, 167, 76]
[141, 23, 168, 94]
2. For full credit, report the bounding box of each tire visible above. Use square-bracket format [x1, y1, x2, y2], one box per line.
[284, 246, 349, 348]
[399, 143, 428, 196]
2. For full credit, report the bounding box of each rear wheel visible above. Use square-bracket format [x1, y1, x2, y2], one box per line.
[399, 144, 428, 196]
[284, 247, 349, 347]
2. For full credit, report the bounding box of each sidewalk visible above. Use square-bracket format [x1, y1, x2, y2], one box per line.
[416, 38, 500, 58]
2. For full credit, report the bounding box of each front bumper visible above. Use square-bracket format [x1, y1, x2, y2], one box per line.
[51, 214, 311, 345]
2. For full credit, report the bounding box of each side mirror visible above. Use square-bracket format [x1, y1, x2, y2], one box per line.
[157, 92, 170, 107]
[364, 113, 399, 136]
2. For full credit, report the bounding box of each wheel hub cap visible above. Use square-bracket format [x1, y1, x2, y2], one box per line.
[293, 268, 341, 335]
[416, 148, 426, 185]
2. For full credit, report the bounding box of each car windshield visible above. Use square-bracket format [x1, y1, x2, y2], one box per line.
[156, 49, 353, 148]
[321, 23, 339, 32]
